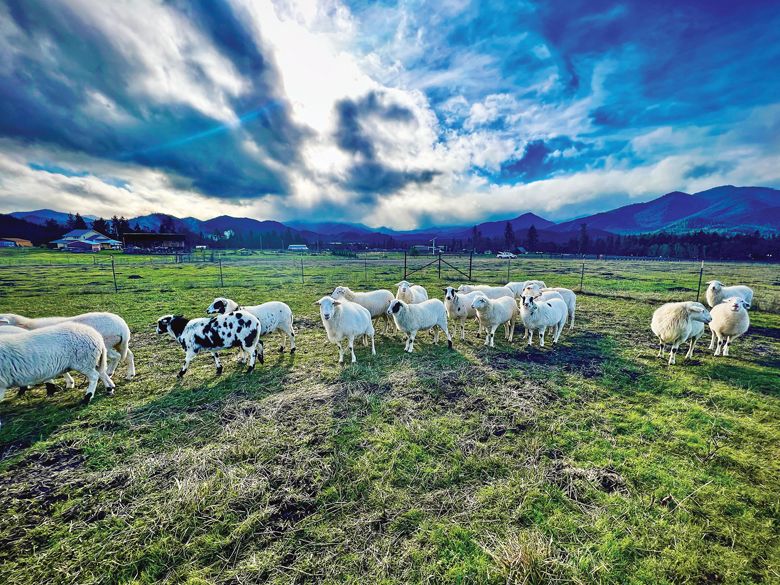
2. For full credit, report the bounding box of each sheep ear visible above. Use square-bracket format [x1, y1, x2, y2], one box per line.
[0, 318, 10, 325]
[333, 300, 341, 306]
[744, 303, 751, 310]
[313, 300, 321, 305]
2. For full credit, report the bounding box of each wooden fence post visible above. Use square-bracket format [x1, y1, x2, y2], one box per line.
[438, 253, 442, 279]
[111, 256, 118, 293]
[579, 261, 585, 292]
[469, 251, 473, 281]
[403, 251, 407, 280]
[300, 258, 304, 284]
[506, 257, 510, 283]
[219, 259, 224, 288]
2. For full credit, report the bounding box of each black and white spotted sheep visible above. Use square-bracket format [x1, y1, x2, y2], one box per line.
[156, 311, 262, 378]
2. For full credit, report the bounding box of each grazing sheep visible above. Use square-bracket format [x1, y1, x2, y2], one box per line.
[395, 281, 429, 304]
[207, 297, 295, 353]
[456, 284, 514, 300]
[705, 281, 754, 308]
[709, 297, 751, 357]
[521, 285, 577, 330]
[0, 325, 68, 396]
[506, 280, 547, 298]
[443, 286, 485, 340]
[471, 295, 518, 347]
[650, 302, 712, 365]
[331, 286, 394, 333]
[519, 296, 568, 347]
[387, 299, 452, 353]
[0, 312, 135, 378]
[0, 323, 115, 411]
[157, 311, 262, 377]
[315, 296, 375, 363]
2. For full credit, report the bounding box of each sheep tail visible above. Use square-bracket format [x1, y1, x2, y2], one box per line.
[98, 344, 108, 373]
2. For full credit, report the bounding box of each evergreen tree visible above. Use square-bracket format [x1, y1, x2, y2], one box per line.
[578, 223, 589, 254]
[92, 217, 110, 234]
[73, 213, 88, 229]
[527, 224, 538, 251]
[504, 222, 515, 249]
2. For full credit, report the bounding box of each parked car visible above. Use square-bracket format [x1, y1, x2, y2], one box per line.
[496, 251, 517, 259]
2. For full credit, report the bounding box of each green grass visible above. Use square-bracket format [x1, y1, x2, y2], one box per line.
[0, 249, 778, 584]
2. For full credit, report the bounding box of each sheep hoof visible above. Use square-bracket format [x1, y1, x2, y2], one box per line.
[177, 370, 186, 379]
[82, 394, 93, 405]
[258, 354, 265, 365]
[246, 366, 255, 374]
[45, 383, 60, 397]
[278, 346, 285, 353]
[447, 340, 453, 349]
[18, 386, 29, 397]
[290, 347, 296, 355]
[107, 388, 115, 396]
[216, 366, 223, 376]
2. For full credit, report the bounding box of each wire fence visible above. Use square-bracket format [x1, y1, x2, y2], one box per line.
[0, 251, 778, 312]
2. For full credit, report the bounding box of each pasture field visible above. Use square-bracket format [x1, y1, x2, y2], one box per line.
[0, 249, 778, 584]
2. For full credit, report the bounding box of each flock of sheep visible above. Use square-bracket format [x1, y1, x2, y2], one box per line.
[651, 280, 754, 365]
[0, 277, 758, 425]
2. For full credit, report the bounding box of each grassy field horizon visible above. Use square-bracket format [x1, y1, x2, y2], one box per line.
[0, 248, 778, 584]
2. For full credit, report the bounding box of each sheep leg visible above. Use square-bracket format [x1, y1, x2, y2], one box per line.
[685, 337, 696, 359]
[714, 335, 723, 356]
[370, 334, 376, 355]
[433, 329, 440, 345]
[527, 329, 534, 346]
[668, 344, 678, 365]
[125, 348, 136, 379]
[97, 368, 116, 395]
[82, 370, 100, 404]
[708, 331, 716, 349]
[460, 319, 466, 341]
[348, 336, 357, 363]
[723, 336, 732, 357]
[569, 308, 575, 330]
[508, 320, 516, 342]
[553, 321, 563, 344]
[540, 329, 547, 347]
[279, 330, 286, 353]
[657, 342, 665, 357]
[246, 344, 257, 373]
[178, 350, 196, 378]
[336, 340, 345, 364]
[443, 324, 453, 349]
[64, 372, 75, 389]
[212, 352, 223, 376]
[106, 347, 122, 376]
[407, 332, 416, 353]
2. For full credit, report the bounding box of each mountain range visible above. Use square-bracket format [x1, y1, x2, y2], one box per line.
[5, 185, 778, 246]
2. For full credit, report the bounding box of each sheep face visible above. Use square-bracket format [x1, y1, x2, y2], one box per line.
[315, 296, 341, 321]
[207, 297, 237, 315]
[443, 287, 458, 302]
[0, 314, 20, 326]
[387, 300, 405, 315]
[519, 293, 541, 308]
[471, 295, 489, 311]
[331, 286, 349, 299]
[457, 285, 473, 293]
[156, 314, 188, 338]
[707, 281, 723, 295]
[396, 281, 412, 295]
[521, 284, 543, 301]
[724, 297, 750, 312]
[687, 303, 713, 324]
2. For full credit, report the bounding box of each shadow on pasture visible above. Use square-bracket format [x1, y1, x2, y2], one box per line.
[706, 363, 779, 397]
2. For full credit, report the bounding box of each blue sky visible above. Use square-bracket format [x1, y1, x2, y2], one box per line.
[0, 0, 778, 228]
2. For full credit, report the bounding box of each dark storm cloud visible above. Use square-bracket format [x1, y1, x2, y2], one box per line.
[334, 91, 439, 197]
[0, 0, 304, 199]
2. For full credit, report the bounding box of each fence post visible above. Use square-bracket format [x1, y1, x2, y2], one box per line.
[111, 256, 118, 293]
[219, 259, 224, 288]
[579, 261, 585, 292]
[300, 258, 304, 284]
[506, 257, 510, 283]
[695, 260, 704, 302]
[469, 251, 473, 281]
[438, 253, 442, 279]
[403, 251, 407, 280]
[364, 258, 368, 283]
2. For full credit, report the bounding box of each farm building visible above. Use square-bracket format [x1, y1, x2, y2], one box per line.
[63, 240, 101, 253]
[287, 244, 310, 253]
[0, 237, 33, 247]
[50, 229, 122, 250]
[123, 232, 187, 253]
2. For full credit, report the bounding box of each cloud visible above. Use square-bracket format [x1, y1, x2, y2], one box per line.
[0, 0, 778, 229]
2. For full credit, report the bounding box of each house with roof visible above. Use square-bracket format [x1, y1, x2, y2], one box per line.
[50, 229, 122, 251]
[0, 237, 33, 247]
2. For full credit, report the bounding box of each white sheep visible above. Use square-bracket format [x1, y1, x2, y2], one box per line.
[456, 284, 514, 300]
[315, 296, 375, 363]
[0, 312, 135, 378]
[331, 286, 394, 333]
[505, 280, 547, 298]
[709, 297, 750, 357]
[705, 281, 754, 308]
[443, 286, 485, 340]
[521, 285, 577, 330]
[395, 280, 429, 304]
[206, 297, 296, 353]
[519, 296, 568, 347]
[0, 325, 68, 396]
[0, 322, 115, 410]
[471, 295, 518, 347]
[387, 299, 452, 353]
[650, 301, 712, 365]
